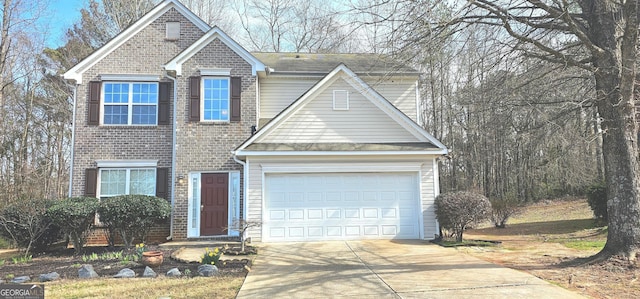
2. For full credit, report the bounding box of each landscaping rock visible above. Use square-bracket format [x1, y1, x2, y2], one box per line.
[39, 272, 60, 282]
[78, 264, 99, 279]
[11, 276, 30, 284]
[113, 268, 135, 278]
[143, 266, 157, 278]
[197, 264, 219, 277]
[166, 268, 182, 277]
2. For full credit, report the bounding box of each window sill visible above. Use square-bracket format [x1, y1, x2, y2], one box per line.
[197, 121, 231, 125]
[98, 125, 161, 129]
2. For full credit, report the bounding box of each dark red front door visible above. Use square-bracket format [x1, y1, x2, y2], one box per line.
[201, 173, 228, 236]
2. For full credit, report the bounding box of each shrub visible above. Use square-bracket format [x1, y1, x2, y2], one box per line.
[96, 195, 171, 249]
[47, 197, 99, 254]
[435, 191, 491, 242]
[0, 198, 62, 256]
[586, 182, 607, 222]
[490, 196, 521, 228]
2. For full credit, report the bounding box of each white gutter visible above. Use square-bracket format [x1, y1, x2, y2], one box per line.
[68, 84, 78, 198]
[163, 69, 178, 240]
[236, 150, 449, 156]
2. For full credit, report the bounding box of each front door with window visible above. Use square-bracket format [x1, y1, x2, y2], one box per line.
[200, 173, 229, 236]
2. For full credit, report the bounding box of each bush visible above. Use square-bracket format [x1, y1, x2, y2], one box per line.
[586, 182, 607, 222]
[96, 195, 171, 249]
[47, 197, 99, 254]
[490, 197, 521, 228]
[0, 198, 62, 256]
[435, 191, 491, 242]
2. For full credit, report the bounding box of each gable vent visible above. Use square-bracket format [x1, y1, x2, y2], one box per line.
[333, 90, 349, 110]
[166, 22, 180, 40]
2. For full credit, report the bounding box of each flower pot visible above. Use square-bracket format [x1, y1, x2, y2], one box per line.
[141, 251, 164, 268]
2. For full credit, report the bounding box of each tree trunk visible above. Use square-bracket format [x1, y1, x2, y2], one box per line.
[596, 79, 640, 260]
[585, 0, 640, 261]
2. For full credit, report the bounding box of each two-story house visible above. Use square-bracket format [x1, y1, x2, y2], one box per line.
[63, 0, 448, 243]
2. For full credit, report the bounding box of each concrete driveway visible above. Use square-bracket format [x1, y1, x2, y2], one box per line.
[236, 240, 585, 299]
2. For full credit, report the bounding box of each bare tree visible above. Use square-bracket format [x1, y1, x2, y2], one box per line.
[382, 0, 639, 262]
[225, 219, 261, 253]
[180, 0, 238, 35]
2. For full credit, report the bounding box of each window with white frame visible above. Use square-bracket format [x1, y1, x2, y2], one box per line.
[103, 82, 158, 125]
[99, 168, 156, 198]
[202, 77, 230, 122]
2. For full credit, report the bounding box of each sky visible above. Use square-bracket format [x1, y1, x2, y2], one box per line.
[46, 0, 86, 47]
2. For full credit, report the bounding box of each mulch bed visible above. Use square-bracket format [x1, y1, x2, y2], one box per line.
[0, 245, 252, 281]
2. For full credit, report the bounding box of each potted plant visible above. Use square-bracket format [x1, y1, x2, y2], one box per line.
[136, 243, 164, 268]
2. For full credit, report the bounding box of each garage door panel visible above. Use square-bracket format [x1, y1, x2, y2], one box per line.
[345, 209, 360, 218]
[327, 226, 342, 236]
[270, 210, 285, 220]
[363, 208, 378, 218]
[327, 209, 341, 219]
[289, 209, 304, 220]
[308, 227, 323, 237]
[270, 228, 285, 238]
[264, 172, 420, 241]
[345, 226, 360, 236]
[326, 192, 341, 201]
[308, 209, 323, 219]
[307, 192, 323, 201]
[289, 227, 304, 237]
[382, 225, 397, 236]
[344, 191, 359, 201]
[381, 208, 397, 218]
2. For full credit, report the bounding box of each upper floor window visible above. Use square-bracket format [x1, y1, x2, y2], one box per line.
[189, 76, 241, 122]
[103, 82, 158, 125]
[202, 78, 230, 122]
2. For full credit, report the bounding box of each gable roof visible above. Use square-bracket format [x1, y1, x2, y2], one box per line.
[252, 52, 420, 76]
[235, 64, 447, 156]
[63, 0, 210, 84]
[164, 27, 265, 76]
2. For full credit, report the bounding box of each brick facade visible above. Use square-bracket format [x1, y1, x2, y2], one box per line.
[172, 39, 256, 239]
[71, 7, 231, 243]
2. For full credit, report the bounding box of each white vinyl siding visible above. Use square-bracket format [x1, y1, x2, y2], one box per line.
[259, 77, 418, 122]
[365, 78, 418, 122]
[246, 161, 263, 240]
[420, 161, 438, 238]
[260, 78, 420, 143]
[259, 77, 318, 119]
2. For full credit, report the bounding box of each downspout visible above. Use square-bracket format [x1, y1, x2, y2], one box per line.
[232, 154, 248, 224]
[163, 69, 178, 240]
[68, 83, 78, 198]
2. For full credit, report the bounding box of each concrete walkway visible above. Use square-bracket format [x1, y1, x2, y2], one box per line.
[236, 240, 585, 299]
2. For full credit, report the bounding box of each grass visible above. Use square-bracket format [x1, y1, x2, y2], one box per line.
[469, 199, 607, 250]
[435, 240, 499, 247]
[560, 240, 606, 250]
[45, 276, 245, 299]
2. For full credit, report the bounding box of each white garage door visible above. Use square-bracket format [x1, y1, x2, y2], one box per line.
[264, 172, 420, 241]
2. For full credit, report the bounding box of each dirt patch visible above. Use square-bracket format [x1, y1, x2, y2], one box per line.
[0, 246, 249, 281]
[462, 199, 640, 299]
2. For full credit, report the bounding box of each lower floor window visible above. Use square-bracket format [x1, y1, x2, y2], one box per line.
[99, 168, 156, 198]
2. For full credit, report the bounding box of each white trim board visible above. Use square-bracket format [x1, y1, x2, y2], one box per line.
[164, 27, 265, 76]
